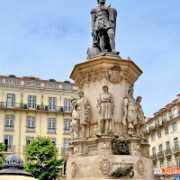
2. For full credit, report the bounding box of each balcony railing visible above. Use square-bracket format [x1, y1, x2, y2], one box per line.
[48, 128, 56, 133]
[173, 146, 180, 154]
[157, 151, 164, 159]
[0, 101, 72, 113]
[4, 145, 15, 152]
[172, 113, 180, 119]
[4, 125, 14, 130]
[64, 129, 71, 134]
[162, 118, 169, 124]
[151, 154, 157, 160]
[26, 126, 36, 132]
[165, 148, 172, 156]
[61, 147, 69, 154]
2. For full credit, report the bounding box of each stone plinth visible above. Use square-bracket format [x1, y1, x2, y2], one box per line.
[70, 55, 142, 138]
[67, 55, 154, 180]
[66, 155, 154, 180]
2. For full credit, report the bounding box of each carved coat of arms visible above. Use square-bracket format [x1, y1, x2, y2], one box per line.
[108, 64, 122, 84]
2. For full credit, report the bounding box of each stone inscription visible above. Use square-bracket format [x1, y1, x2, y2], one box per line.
[112, 162, 134, 166]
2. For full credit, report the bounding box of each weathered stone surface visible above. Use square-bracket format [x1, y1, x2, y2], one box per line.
[66, 155, 154, 180]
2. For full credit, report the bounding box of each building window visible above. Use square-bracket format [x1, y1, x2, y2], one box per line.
[5, 115, 14, 130]
[48, 97, 56, 110]
[152, 147, 156, 155]
[174, 138, 179, 149]
[62, 83, 71, 90]
[46, 82, 56, 88]
[26, 137, 34, 146]
[6, 94, 15, 107]
[64, 98, 72, 112]
[63, 138, 71, 154]
[64, 119, 71, 134]
[48, 118, 56, 133]
[4, 135, 13, 152]
[159, 144, 163, 153]
[166, 141, 170, 150]
[27, 116, 35, 132]
[28, 95, 36, 109]
[172, 122, 177, 132]
[165, 127, 169, 134]
[172, 108, 178, 118]
[158, 131, 161, 138]
[175, 156, 180, 167]
[167, 158, 171, 167]
[50, 138, 56, 145]
[159, 159, 164, 168]
[151, 134, 155, 142]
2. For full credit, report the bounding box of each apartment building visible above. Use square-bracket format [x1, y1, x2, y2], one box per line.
[0, 75, 78, 161]
[144, 94, 180, 179]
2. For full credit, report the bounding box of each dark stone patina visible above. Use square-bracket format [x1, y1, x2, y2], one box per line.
[111, 165, 134, 178]
[112, 139, 129, 155]
[87, 0, 119, 59]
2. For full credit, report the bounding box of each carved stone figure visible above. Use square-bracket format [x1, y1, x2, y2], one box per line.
[97, 85, 114, 135]
[88, 0, 118, 59]
[71, 99, 80, 138]
[134, 160, 144, 176]
[71, 161, 78, 177]
[135, 96, 145, 138]
[122, 85, 137, 136]
[76, 90, 90, 138]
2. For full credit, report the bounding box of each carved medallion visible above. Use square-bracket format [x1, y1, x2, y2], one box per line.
[135, 160, 144, 176]
[133, 143, 141, 151]
[71, 161, 78, 177]
[74, 147, 80, 154]
[100, 142, 110, 150]
[108, 64, 122, 84]
[99, 159, 112, 175]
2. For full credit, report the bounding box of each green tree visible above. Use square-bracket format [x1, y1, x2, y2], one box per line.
[24, 136, 64, 180]
[0, 143, 5, 170]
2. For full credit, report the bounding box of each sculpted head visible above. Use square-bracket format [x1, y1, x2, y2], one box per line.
[102, 85, 108, 92]
[97, 0, 105, 5]
[78, 90, 84, 98]
[136, 96, 142, 103]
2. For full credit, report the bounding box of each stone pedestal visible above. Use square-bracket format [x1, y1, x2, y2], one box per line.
[66, 155, 154, 180]
[67, 55, 154, 179]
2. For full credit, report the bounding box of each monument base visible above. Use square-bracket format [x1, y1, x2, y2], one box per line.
[66, 155, 154, 180]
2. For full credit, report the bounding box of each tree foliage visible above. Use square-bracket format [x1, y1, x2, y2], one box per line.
[24, 136, 64, 180]
[0, 143, 5, 170]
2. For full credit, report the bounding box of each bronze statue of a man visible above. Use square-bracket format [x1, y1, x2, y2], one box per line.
[91, 0, 117, 53]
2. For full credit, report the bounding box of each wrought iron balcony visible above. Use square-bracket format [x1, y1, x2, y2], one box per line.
[0, 101, 72, 113]
[26, 126, 36, 132]
[173, 146, 180, 154]
[157, 151, 164, 159]
[61, 147, 69, 154]
[47, 128, 56, 133]
[165, 148, 172, 156]
[172, 113, 179, 119]
[4, 145, 15, 152]
[151, 154, 157, 161]
[162, 118, 169, 124]
[4, 125, 14, 131]
[64, 129, 71, 134]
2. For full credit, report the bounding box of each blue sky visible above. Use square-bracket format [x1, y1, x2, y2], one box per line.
[0, 0, 179, 117]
